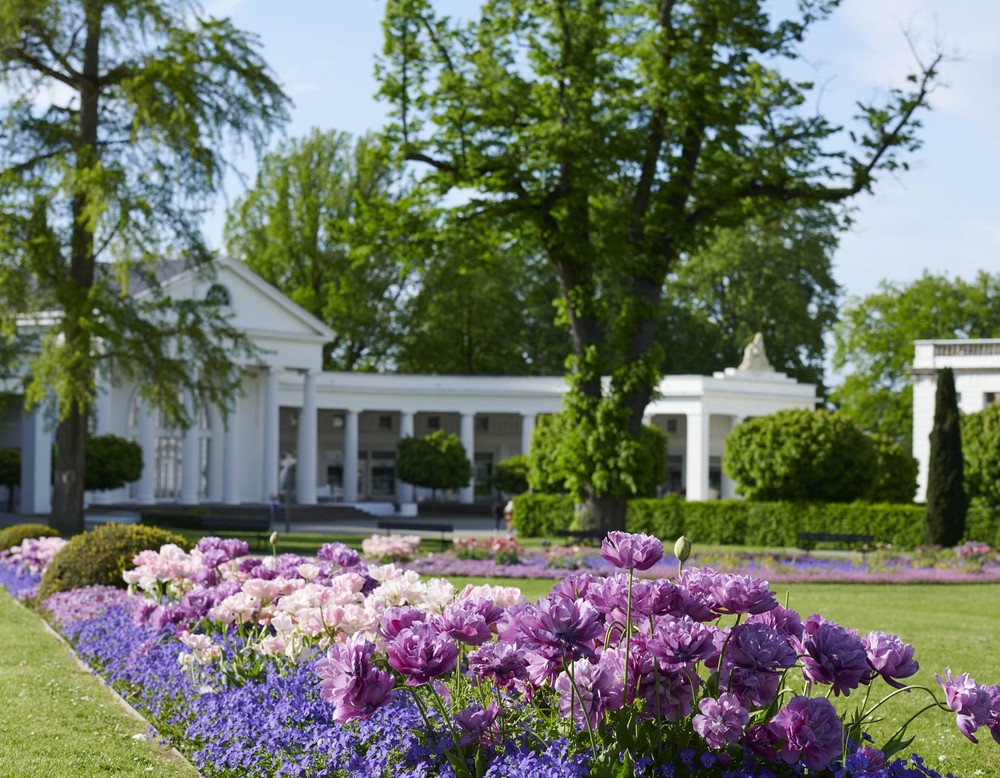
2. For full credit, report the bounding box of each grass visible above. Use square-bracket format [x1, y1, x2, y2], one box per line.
[0, 588, 198, 778]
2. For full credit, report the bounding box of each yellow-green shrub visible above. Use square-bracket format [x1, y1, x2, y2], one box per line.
[38, 523, 189, 600]
[0, 523, 60, 551]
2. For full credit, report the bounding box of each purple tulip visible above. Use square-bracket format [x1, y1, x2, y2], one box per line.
[467, 641, 528, 689]
[386, 623, 459, 686]
[378, 606, 427, 641]
[517, 596, 603, 661]
[454, 701, 501, 747]
[862, 631, 919, 689]
[693, 693, 749, 750]
[768, 695, 843, 772]
[646, 615, 718, 667]
[986, 685, 1000, 746]
[554, 655, 623, 728]
[316, 635, 395, 723]
[720, 622, 797, 708]
[436, 600, 493, 646]
[936, 668, 992, 742]
[600, 531, 663, 571]
[797, 614, 870, 697]
[317, 542, 361, 568]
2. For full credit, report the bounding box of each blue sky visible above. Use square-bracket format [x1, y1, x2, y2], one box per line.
[206, 0, 1000, 303]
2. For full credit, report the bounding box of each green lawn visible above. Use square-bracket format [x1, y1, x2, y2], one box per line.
[0, 588, 198, 778]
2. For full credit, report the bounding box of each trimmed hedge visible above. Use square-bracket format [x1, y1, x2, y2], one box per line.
[39, 523, 190, 600]
[0, 522, 60, 551]
[513, 494, 1000, 549]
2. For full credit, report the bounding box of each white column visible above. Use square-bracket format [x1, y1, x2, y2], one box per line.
[137, 399, 156, 504]
[91, 375, 114, 505]
[20, 399, 53, 515]
[207, 403, 225, 502]
[685, 411, 710, 501]
[223, 394, 240, 504]
[261, 368, 279, 501]
[343, 410, 359, 503]
[520, 413, 536, 457]
[181, 390, 200, 505]
[295, 371, 318, 505]
[396, 411, 415, 504]
[459, 413, 475, 504]
[720, 415, 744, 499]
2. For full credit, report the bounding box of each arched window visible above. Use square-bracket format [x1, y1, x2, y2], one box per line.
[205, 283, 231, 306]
[127, 392, 212, 501]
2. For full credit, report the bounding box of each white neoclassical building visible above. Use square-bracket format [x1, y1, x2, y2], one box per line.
[911, 339, 1000, 501]
[1, 258, 819, 517]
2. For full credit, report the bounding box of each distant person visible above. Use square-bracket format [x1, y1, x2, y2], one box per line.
[504, 500, 514, 533]
[491, 498, 505, 531]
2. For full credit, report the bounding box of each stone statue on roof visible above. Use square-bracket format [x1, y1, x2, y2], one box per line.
[738, 332, 774, 372]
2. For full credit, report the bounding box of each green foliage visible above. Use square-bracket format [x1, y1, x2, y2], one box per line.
[379, 0, 939, 531]
[38, 523, 189, 600]
[528, 413, 666, 501]
[867, 434, 918, 504]
[513, 493, 999, 549]
[925, 368, 967, 546]
[395, 430, 472, 498]
[722, 409, 877, 502]
[225, 130, 422, 371]
[511, 494, 575, 538]
[0, 522, 60, 552]
[659, 207, 840, 388]
[0, 0, 289, 534]
[962, 402, 1000, 508]
[527, 414, 572, 494]
[491, 455, 530, 496]
[85, 435, 143, 492]
[396, 220, 569, 375]
[832, 272, 1000, 445]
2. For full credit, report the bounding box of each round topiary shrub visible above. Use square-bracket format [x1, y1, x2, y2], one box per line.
[722, 408, 876, 502]
[0, 522, 61, 552]
[38, 523, 190, 600]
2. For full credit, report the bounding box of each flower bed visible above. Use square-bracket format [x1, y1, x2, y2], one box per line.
[1, 531, 999, 777]
[408, 541, 1000, 584]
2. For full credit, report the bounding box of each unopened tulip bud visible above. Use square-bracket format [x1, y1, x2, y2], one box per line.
[269, 531, 279, 546]
[673, 535, 692, 563]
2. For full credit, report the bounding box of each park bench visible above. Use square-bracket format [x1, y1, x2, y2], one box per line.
[554, 529, 607, 546]
[377, 520, 454, 549]
[796, 532, 874, 554]
[201, 516, 272, 550]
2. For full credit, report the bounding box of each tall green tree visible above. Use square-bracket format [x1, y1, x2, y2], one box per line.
[225, 129, 424, 371]
[925, 368, 967, 545]
[396, 220, 569, 375]
[659, 206, 840, 387]
[379, 0, 940, 530]
[832, 272, 1000, 446]
[0, 0, 288, 534]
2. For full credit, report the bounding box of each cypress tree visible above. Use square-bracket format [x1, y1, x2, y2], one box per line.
[925, 368, 967, 545]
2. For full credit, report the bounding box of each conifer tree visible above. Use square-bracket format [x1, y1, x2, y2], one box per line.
[925, 368, 967, 545]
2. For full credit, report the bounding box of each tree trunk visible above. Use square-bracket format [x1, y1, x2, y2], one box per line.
[51, 408, 88, 535]
[51, 0, 101, 536]
[577, 492, 626, 534]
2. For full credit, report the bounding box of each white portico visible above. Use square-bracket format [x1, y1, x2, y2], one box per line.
[1, 259, 819, 515]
